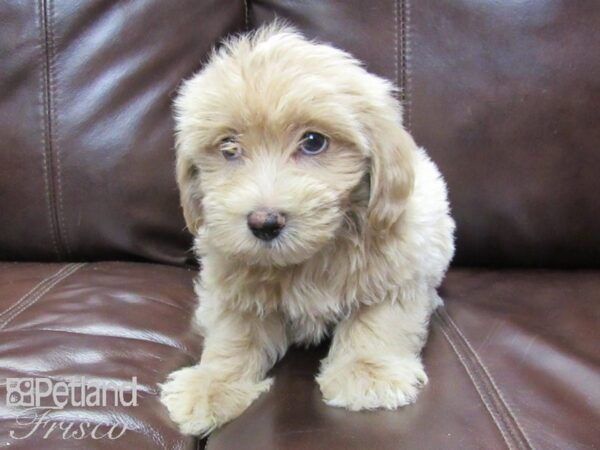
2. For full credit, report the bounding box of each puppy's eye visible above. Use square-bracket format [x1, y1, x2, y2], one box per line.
[189, 164, 199, 178]
[299, 131, 328, 156]
[222, 148, 242, 160]
[220, 137, 242, 161]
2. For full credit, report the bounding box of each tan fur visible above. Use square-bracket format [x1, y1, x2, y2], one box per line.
[160, 23, 455, 436]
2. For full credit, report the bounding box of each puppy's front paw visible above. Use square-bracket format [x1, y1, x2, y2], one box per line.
[159, 366, 273, 436]
[316, 356, 427, 411]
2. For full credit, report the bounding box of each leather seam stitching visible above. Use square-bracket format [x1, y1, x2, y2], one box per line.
[0, 265, 73, 320]
[436, 310, 533, 450]
[47, 0, 71, 257]
[436, 312, 515, 450]
[393, 0, 399, 92]
[0, 263, 86, 330]
[402, 0, 412, 129]
[399, 0, 406, 124]
[444, 312, 536, 450]
[36, 0, 61, 259]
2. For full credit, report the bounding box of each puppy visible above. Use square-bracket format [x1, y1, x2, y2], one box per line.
[160, 24, 455, 436]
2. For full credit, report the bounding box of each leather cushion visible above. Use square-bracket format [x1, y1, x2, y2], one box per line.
[3, 0, 599, 268]
[409, 0, 600, 267]
[0, 0, 244, 264]
[206, 269, 600, 450]
[1, 265, 598, 448]
[0, 262, 202, 449]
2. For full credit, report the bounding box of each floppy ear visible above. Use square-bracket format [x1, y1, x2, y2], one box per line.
[367, 120, 416, 233]
[175, 155, 203, 235]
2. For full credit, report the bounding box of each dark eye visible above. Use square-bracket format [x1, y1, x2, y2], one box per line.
[189, 163, 199, 178]
[299, 131, 328, 155]
[220, 137, 242, 161]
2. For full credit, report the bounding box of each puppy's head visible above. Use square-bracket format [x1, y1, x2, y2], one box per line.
[175, 24, 416, 267]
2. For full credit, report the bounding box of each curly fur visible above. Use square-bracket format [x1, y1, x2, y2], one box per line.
[160, 23, 455, 436]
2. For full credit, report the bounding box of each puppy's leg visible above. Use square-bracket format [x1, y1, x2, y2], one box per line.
[160, 308, 287, 436]
[317, 285, 437, 411]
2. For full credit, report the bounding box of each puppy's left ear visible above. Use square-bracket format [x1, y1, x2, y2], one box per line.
[366, 116, 416, 233]
[175, 155, 203, 235]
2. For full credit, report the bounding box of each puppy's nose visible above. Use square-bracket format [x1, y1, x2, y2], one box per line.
[247, 209, 286, 241]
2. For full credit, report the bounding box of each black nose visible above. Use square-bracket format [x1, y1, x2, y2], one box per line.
[247, 209, 286, 241]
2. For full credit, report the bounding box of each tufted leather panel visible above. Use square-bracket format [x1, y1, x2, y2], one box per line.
[3, 0, 599, 267]
[409, 0, 600, 267]
[0, 0, 244, 265]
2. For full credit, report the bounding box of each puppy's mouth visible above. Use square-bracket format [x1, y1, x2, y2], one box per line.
[243, 218, 318, 266]
[250, 226, 287, 250]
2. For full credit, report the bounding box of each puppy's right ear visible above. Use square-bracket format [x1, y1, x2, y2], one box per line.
[175, 155, 203, 235]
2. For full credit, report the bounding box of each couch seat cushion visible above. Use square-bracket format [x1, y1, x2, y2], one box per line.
[0, 262, 202, 449]
[2, 266, 599, 449]
[206, 269, 600, 450]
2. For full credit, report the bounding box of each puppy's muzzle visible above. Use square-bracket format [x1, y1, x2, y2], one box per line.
[247, 209, 286, 241]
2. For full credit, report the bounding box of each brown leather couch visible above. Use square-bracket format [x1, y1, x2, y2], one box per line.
[1, 1, 599, 449]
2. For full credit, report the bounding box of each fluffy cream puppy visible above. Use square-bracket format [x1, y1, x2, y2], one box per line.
[160, 24, 455, 436]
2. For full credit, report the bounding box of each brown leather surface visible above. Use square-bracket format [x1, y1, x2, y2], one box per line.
[409, 0, 600, 267]
[207, 269, 600, 450]
[0, 262, 203, 449]
[252, 0, 400, 85]
[1, 0, 599, 449]
[0, 0, 244, 264]
[3, 265, 598, 449]
[438, 270, 600, 450]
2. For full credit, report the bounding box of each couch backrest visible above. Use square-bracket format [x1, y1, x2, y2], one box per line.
[1, 0, 599, 268]
[0, 0, 244, 265]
